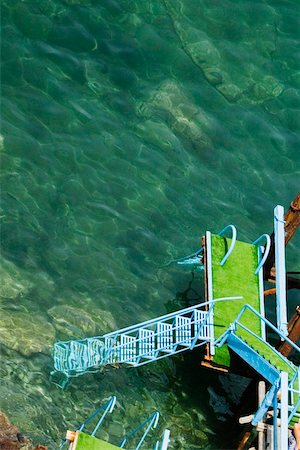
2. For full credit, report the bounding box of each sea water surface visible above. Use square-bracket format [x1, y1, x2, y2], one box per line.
[1, 0, 299, 448]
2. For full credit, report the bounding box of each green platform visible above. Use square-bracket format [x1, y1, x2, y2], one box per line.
[73, 432, 120, 450]
[208, 234, 262, 367]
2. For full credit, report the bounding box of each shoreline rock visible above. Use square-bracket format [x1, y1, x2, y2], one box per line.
[0, 411, 47, 450]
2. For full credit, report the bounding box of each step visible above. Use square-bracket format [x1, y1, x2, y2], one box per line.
[175, 316, 192, 346]
[235, 328, 296, 379]
[53, 305, 211, 376]
[119, 335, 137, 363]
[226, 333, 280, 384]
[139, 329, 155, 359]
[194, 310, 210, 340]
[157, 322, 173, 352]
[104, 337, 118, 364]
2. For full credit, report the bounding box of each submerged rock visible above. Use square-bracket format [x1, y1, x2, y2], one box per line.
[0, 258, 55, 303]
[0, 259, 33, 301]
[48, 305, 97, 338]
[93, 309, 117, 334]
[0, 310, 55, 356]
[163, 0, 284, 105]
[138, 80, 212, 150]
[48, 304, 117, 338]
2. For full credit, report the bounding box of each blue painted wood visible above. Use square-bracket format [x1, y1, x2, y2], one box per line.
[251, 382, 279, 426]
[226, 333, 280, 384]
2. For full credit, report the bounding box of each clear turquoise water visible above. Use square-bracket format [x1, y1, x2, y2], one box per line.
[1, 0, 299, 448]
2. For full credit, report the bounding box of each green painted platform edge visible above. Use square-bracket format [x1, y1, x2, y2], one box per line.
[75, 432, 120, 450]
[210, 234, 262, 367]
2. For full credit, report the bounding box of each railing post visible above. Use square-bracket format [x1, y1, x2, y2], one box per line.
[280, 371, 289, 450]
[159, 429, 170, 450]
[274, 205, 288, 336]
[206, 231, 215, 355]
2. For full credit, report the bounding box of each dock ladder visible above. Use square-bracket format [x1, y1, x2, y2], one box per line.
[61, 396, 170, 450]
[216, 304, 300, 449]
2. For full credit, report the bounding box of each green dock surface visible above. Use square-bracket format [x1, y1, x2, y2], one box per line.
[74, 432, 120, 450]
[210, 234, 262, 367]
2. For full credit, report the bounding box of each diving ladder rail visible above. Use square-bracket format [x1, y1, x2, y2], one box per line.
[59, 396, 117, 449]
[53, 297, 243, 377]
[118, 411, 160, 449]
[174, 223, 237, 270]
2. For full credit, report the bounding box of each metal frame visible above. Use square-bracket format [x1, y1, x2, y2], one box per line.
[53, 297, 243, 377]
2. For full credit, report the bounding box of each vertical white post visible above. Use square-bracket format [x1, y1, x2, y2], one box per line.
[274, 205, 288, 336]
[280, 372, 289, 450]
[258, 246, 266, 341]
[258, 381, 266, 450]
[206, 231, 215, 355]
[160, 429, 170, 450]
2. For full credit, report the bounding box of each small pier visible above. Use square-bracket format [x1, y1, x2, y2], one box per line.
[53, 193, 300, 450]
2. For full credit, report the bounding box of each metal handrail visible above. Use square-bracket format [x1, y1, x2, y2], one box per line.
[164, 246, 203, 268]
[233, 304, 300, 356]
[233, 321, 295, 372]
[288, 396, 300, 422]
[78, 396, 116, 435]
[103, 296, 243, 338]
[119, 411, 160, 449]
[218, 224, 237, 266]
[252, 233, 271, 274]
[59, 396, 117, 449]
[53, 297, 244, 377]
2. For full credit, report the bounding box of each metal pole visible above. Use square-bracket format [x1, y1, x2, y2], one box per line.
[274, 205, 288, 336]
[280, 372, 289, 450]
[258, 381, 266, 450]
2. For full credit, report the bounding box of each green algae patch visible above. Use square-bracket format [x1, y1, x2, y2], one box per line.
[210, 234, 261, 367]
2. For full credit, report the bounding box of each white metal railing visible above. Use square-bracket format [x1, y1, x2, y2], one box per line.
[53, 297, 242, 377]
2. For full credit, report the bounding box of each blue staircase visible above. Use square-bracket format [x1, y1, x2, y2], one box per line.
[53, 301, 214, 377]
[225, 332, 280, 384]
[215, 304, 300, 447]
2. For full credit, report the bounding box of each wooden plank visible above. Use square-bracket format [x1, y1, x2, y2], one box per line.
[278, 307, 300, 357]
